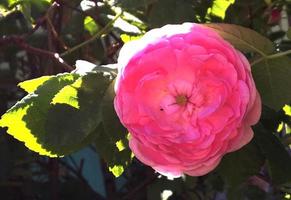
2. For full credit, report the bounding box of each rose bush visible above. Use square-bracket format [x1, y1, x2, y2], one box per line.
[114, 23, 261, 177]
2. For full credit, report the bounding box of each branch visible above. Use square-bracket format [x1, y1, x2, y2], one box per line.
[49, 159, 59, 200]
[0, 2, 73, 72]
[22, 2, 59, 38]
[46, 16, 68, 50]
[57, 159, 106, 200]
[60, 12, 122, 57]
[121, 170, 158, 200]
[101, 160, 117, 200]
[0, 36, 73, 71]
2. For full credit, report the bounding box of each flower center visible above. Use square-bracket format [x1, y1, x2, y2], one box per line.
[175, 95, 188, 106]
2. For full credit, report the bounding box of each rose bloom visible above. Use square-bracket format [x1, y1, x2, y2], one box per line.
[114, 23, 261, 177]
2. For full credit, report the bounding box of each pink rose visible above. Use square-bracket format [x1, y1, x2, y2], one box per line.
[114, 23, 261, 177]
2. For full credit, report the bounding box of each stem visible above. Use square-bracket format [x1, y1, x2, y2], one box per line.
[46, 16, 68, 50]
[49, 158, 59, 200]
[0, 36, 73, 71]
[18, 41, 73, 71]
[251, 57, 265, 66]
[251, 49, 291, 66]
[267, 49, 291, 59]
[0, 2, 73, 72]
[57, 159, 105, 200]
[60, 13, 122, 57]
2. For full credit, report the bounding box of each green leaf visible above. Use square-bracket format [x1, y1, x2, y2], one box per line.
[94, 80, 131, 177]
[205, 23, 274, 55]
[120, 12, 147, 31]
[207, 0, 235, 20]
[287, 27, 291, 40]
[217, 140, 264, 189]
[148, 0, 196, 28]
[30, 0, 51, 19]
[252, 56, 291, 110]
[118, 0, 155, 9]
[260, 105, 284, 132]
[0, 11, 31, 36]
[84, 16, 99, 35]
[18, 76, 52, 93]
[44, 72, 112, 154]
[0, 72, 113, 156]
[254, 124, 291, 185]
[94, 123, 131, 177]
[101, 79, 128, 143]
[0, 73, 79, 157]
[283, 105, 291, 116]
[19, 1, 31, 22]
[109, 165, 125, 177]
[0, 0, 9, 9]
[120, 34, 143, 43]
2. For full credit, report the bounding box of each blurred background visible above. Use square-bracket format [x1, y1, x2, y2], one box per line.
[0, 0, 291, 199]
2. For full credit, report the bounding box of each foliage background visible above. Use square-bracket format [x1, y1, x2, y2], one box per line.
[0, 0, 291, 199]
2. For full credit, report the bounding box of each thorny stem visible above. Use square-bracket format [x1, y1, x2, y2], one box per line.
[60, 12, 122, 57]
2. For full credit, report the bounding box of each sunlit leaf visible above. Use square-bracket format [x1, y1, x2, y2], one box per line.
[18, 76, 52, 93]
[116, 139, 126, 151]
[207, 0, 235, 19]
[51, 78, 81, 109]
[0, 72, 113, 156]
[277, 122, 284, 132]
[283, 105, 291, 116]
[44, 72, 112, 154]
[0, 73, 79, 157]
[120, 34, 143, 43]
[109, 165, 124, 177]
[84, 16, 99, 35]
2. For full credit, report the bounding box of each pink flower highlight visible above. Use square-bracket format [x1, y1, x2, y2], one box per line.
[114, 23, 261, 177]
